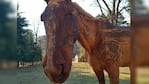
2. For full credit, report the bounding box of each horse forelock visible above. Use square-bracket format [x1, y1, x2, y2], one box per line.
[41, 7, 56, 62]
[45, 0, 72, 8]
[44, 0, 71, 3]
[48, 0, 65, 7]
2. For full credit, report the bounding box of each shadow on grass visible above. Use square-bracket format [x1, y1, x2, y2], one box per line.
[104, 75, 130, 84]
[65, 71, 98, 84]
[0, 65, 50, 84]
[0, 63, 130, 84]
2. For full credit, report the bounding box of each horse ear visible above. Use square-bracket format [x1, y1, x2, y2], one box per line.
[44, 0, 49, 4]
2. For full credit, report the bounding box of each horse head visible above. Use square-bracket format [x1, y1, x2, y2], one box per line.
[41, 0, 78, 83]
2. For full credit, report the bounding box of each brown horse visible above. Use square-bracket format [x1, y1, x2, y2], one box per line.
[71, 2, 131, 84]
[41, 0, 131, 84]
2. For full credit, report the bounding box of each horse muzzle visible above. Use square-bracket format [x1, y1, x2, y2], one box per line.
[43, 63, 70, 83]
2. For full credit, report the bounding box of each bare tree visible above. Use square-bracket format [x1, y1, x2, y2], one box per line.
[33, 19, 40, 44]
[94, 0, 130, 25]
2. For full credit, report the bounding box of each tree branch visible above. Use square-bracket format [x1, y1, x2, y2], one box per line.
[116, 0, 121, 25]
[96, 0, 106, 17]
[113, 0, 116, 14]
[119, 6, 130, 13]
[102, 0, 112, 14]
[112, 0, 117, 24]
[117, 0, 121, 13]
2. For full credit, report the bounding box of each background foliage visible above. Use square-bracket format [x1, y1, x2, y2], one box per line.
[0, 0, 42, 68]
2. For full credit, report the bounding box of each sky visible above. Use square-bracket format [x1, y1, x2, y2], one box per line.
[8, 0, 96, 36]
[17, 0, 47, 36]
[11, 0, 149, 36]
[144, 0, 149, 8]
[15, 0, 102, 36]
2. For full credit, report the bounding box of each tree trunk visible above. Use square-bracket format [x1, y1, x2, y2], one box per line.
[17, 60, 19, 68]
[32, 60, 34, 66]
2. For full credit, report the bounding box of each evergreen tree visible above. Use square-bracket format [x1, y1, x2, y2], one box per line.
[17, 13, 28, 62]
[0, 0, 16, 60]
[17, 5, 42, 67]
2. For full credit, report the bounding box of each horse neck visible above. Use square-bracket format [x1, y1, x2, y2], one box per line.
[76, 15, 98, 53]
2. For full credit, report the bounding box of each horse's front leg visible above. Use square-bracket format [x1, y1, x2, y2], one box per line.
[130, 65, 136, 84]
[105, 64, 119, 84]
[93, 68, 105, 84]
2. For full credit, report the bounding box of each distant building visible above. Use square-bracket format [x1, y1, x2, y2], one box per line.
[75, 54, 79, 63]
[38, 35, 47, 57]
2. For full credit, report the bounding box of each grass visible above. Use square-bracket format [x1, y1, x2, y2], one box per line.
[0, 62, 148, 84]
[136, 68, 149, 84]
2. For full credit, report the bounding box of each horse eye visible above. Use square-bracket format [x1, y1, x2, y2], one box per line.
[65, 13, 72, 16]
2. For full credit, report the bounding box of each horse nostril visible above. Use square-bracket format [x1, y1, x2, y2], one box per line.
[57, 64, 64, 81]
[60, 64, 64, 75]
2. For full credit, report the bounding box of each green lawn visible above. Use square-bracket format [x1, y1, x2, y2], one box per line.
[0, 62, 148, 84]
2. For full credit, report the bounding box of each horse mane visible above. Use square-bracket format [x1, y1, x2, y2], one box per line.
[72, 2, 106, 22]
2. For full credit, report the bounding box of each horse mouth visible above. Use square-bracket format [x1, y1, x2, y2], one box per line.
[43, 60, 71, 83]
[52, 64, 68, 83]
[58, 64, 65, 82]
